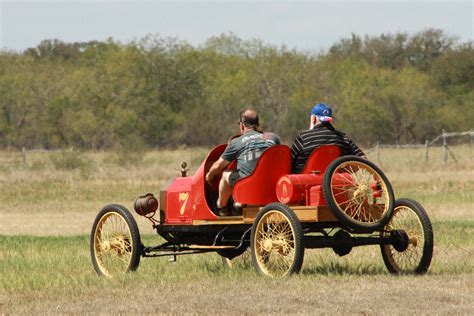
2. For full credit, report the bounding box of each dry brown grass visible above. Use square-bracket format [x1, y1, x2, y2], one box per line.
[2, 275, 473, 314]
[1, 233, 473, 315]
[1, 146, 473, 314]
[0, 148, 207, 236]
[1, 145, 472, 236]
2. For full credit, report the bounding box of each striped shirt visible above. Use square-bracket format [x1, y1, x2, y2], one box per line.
[290, 123, 365, 173]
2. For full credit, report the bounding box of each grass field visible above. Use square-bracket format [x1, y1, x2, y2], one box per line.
[1, 145, 473, 314]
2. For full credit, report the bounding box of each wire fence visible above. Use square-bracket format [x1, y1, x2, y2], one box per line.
[365, 130, 474, 164]
[19, 147, 75, 165]
[14, 130, 474, 166]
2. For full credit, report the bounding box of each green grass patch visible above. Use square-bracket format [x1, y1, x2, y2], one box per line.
[433, 220, 474, 246]
[2, 220, 473, 295]
[394, 180, 474, 205]
[0, 180, 166, 206]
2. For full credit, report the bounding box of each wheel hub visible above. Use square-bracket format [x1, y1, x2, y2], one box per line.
[101, 237, 127, 255]
[391, 229, 409, 252]
[262, 237, 289, 254]
[332, 230, 353, 256]
[353, 184, 371, 201]
[101, 240, 111, 252]
[263, 239, 274, 252]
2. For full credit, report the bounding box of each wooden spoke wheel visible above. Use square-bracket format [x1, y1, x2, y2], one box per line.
[323, 156, 394, 232]
[251, 203, 304, 277]
[90, 205, 141, 277]
[381, 198, 433, 274]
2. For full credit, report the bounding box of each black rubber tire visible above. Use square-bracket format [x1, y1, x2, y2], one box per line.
[217, 246, 249, 260]
[90, 204, 141, 277]
[323, 155, 395, 232]
[381, 198, 434, 274]
[251, 203, 304, 277]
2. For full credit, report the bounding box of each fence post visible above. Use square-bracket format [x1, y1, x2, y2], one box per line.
[424, 140, 429, 162]
[21, 147, 27, 165]
[376, 142, 380, 165]
[443, 131, 448, 163]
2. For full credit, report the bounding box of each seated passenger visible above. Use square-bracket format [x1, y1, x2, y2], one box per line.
[206, 109, 280, 216]
[291, 103, 365, 173]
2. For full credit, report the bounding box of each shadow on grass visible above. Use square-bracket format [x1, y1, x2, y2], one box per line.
[199, 250, 388, 277]
[301, 261, 387, 276]
[203, 258, 254, 275]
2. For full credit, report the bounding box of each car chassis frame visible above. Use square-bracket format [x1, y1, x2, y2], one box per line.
[90, 144, 434, 278]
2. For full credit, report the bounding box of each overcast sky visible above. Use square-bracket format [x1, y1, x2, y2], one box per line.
[0, 0, 472, 52]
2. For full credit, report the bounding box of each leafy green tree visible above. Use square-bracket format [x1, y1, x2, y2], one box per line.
[406, 29, 455, 71]
[0, 31, 471, 149]
[431, 42, 474, 95]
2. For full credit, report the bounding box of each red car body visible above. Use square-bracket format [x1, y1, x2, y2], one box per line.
[161, 144, 343, 225]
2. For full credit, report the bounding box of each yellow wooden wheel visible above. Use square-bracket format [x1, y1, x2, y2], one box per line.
[323, 156, 394, 232]
[251, 203, 304, 277]
[381, 198, 433, 274]
[90, 205, 141, 277]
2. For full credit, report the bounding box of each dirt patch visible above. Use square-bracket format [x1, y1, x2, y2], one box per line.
[3, 275, 473, 314]
[0, 202, 155, 236]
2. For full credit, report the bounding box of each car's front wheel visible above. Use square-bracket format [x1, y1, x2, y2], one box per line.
[90, 204, 141, 277]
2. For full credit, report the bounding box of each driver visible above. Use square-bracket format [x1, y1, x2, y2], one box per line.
[291, 103, 365, 173]
[206, 109, 280, 216]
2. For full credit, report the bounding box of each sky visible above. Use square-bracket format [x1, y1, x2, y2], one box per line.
[0, 0, 473, 52]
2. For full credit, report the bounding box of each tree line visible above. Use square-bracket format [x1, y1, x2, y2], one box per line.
[0, 29, 472, 149]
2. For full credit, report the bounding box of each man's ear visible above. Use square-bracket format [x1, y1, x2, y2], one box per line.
[311, 115, 317, 124]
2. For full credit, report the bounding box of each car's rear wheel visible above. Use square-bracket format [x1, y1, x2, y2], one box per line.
[323, 156, 394, 232]
[381, 198, 433, 274]
[90, 204, 141, 277]
[251, 203, 304, 277]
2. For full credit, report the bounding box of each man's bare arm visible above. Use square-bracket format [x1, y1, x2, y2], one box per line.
[205, 157, 231, 183]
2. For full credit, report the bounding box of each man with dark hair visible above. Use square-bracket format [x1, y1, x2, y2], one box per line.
[206, 109, 280, 216]
[291, 103, 365, 173]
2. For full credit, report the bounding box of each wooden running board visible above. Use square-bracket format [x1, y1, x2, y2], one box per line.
[191, 206, 337, 225]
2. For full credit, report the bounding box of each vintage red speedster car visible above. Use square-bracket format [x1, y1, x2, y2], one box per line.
[90, 144, 434, 277]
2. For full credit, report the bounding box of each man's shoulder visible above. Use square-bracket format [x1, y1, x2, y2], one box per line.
[239, 130, 262, 142]
[226, 133, 248, 147]
[229, 131, 262, 147]
[263, 131, 280, 140]
[307, 124, 343, 136]
[228, 136, 244, 150]
[297, 129, 314, 138]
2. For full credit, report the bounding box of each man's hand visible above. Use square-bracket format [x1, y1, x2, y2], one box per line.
[206, 157, 231, 185]
[205, 172, 214, 184]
